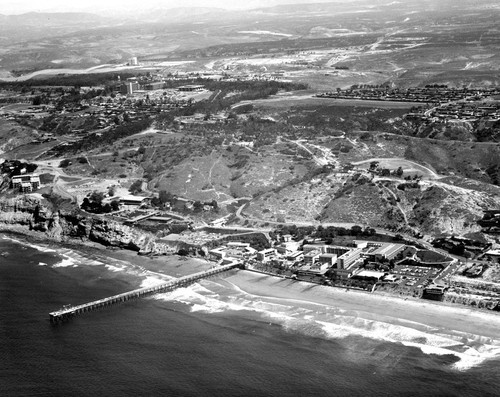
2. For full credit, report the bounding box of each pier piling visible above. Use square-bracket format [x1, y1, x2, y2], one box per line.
[49, 262, 240, 324]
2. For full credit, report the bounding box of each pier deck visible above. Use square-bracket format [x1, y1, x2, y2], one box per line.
[49, 262, 241, 324]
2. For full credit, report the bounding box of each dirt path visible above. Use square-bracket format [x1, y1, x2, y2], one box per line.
[381, 184, 409, 226]
[352, 157, 440, 179]
[282, 138, 328, 166]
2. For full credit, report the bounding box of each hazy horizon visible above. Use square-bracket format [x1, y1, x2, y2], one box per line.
[1, 0, 355, 15]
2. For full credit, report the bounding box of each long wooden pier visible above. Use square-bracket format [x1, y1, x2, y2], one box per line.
[49, 262, 242, 324]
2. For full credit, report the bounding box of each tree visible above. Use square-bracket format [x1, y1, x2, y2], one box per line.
[159, 190, 173, 205]
[89, 191, 105, 206]
[394, 234, 404, 242]
[59, 159, 71, 168]
[395, 166, 404, 177]
[350, 225, 363, 236]
[81, 197, 91, 211]
[363, 227, 376, 236]
[110, 200, 120, 211]
[193, 201, 203, 212]
[129, 180, 143, 194]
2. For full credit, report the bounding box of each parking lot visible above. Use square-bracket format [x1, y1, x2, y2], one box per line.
[390, 265, 442, 290]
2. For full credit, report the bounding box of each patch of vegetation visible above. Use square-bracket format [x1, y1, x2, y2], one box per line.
[81, 191, 119, 214]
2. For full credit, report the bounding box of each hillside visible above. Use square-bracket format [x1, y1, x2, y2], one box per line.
[0, 119, 41, 155]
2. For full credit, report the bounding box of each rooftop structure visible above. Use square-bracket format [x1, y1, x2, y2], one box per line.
[119, 195, 151, 208]
[352, 270, 385, 281]
[357, 241, 406, 261]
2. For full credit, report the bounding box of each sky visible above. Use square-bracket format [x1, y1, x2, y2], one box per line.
[0, 0, 349, 15]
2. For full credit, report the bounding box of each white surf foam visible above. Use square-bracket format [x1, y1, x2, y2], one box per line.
[159, 278, 500, 371]
[401, 341, 500, 371]
[153, 284, 244, 314]
[315, 316, 500, 371]
[104, 264, 126, 273]
[52, 257, 78, 268]
[140, 276, 171, 289]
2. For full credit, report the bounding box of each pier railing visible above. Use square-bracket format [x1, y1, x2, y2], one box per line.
[49, 262, 241, 324]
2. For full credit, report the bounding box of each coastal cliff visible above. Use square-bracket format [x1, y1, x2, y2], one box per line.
[0, 195, 187, 255]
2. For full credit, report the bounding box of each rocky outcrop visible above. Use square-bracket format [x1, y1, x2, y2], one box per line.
[0, 196, 179, 255]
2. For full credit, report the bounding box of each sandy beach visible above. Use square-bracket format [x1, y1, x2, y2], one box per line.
[4, 230, 499, 370]
[224, 271, 500, 341]
[5, 229, 499, 342]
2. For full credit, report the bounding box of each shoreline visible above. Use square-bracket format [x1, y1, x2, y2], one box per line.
[0, 230, 213, 283]
[224, 271, 500, 341]
[4, 229, 500, 370]
[3, 228, 500, 342]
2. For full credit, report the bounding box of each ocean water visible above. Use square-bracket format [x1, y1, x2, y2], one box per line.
[1, 237, 499, 397]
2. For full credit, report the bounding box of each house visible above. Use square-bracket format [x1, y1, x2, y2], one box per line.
[119, 195, 151, 209]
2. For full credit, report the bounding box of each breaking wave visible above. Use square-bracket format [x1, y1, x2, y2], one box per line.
[150, 277, 500, 371]
[52, 256, 78, 268]
[1, 235, 56, 253]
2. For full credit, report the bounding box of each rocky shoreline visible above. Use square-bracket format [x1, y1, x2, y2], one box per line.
[0, 195, 197, 256]
[2, 195, 499, 313]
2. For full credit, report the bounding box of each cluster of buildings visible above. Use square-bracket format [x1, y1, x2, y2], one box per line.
[422, 101, 500, 122]
[119, 76, 166, 95]
[317, 86, 500, 105]
[433, 235, 492, 257]
[164, 69, 290, 83]
[209, 238, 407, 285]
[175, 112, 229, 126]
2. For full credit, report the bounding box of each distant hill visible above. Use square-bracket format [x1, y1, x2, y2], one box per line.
[0, 11, 109, 27]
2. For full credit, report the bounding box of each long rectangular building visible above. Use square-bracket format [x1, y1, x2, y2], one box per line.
[356, 241, 405, 261]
